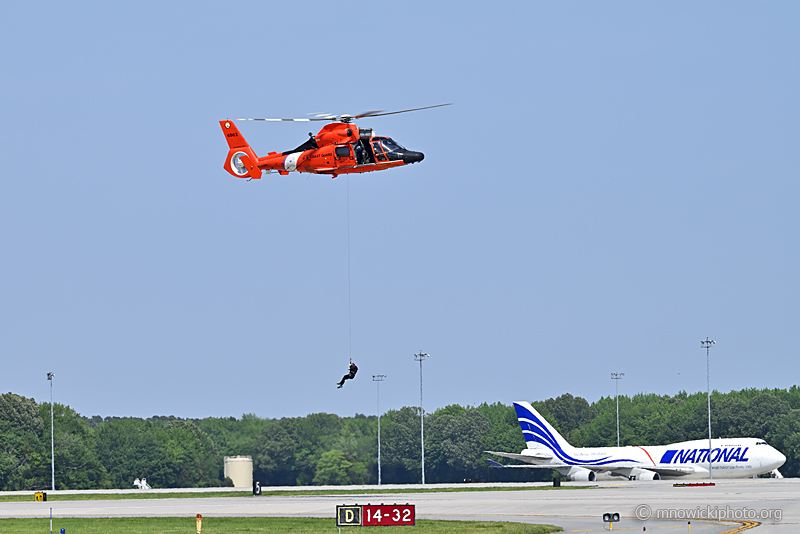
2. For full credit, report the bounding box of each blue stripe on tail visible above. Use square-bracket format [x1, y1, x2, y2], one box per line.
[513, 402, 639, 466]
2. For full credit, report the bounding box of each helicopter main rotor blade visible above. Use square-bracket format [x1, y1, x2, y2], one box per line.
[236, 117, 330, 122]
[236, 104, 453, 123]
[351, 110, 385, 119]
[353, 103, 453, 119]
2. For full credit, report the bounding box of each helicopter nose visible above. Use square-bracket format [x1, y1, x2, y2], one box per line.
[402, 151, 424, 164]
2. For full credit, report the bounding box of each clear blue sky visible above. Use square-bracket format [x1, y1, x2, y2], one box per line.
[1, 2, 798, 419]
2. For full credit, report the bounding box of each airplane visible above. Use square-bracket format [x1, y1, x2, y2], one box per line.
[485, 401, 786, 481]
[219, 105, 451, 180]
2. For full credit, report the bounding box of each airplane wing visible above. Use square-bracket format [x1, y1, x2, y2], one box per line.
[587, 464, 702, 476]
[486, 457, 701, 477]
[487, 459, 568, 468]
[485, 450, 553, 464]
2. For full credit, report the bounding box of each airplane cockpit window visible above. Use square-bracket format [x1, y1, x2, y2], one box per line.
[756, 441, 767, 445]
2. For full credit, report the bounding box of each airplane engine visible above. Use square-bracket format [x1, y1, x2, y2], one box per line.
[561, 467, 595, 482]
[627, 468, 660, 481]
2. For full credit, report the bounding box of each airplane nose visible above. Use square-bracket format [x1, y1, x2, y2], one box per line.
[402, 151, 424, 164]
[775, 450, 787, 468]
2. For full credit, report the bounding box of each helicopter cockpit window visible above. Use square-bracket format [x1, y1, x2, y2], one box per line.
[372, 141, 388, 162]
[377, 138, 404, 161]
[382, 138, 404, 152]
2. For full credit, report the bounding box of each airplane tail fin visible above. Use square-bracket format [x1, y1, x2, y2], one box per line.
[219, 120, 261, 179]
[513, 401, 576, 454]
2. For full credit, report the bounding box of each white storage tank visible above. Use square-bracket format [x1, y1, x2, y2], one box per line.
[223, 456, 253, 488]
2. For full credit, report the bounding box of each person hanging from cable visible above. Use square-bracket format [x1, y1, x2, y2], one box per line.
[337, 359, 358, 389]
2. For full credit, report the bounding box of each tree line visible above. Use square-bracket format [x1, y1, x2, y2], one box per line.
[1, 386, 799, 490]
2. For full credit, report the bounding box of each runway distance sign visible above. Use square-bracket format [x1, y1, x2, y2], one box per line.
[336, 504, 415, 527]
[363, 504, 415, 526]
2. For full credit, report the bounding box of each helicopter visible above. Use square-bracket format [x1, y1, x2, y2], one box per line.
[219, 104, 451, 180]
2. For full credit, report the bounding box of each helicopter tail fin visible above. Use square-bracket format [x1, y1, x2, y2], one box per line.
[220, 120, 261, 179]
[220, 120, 252, 149]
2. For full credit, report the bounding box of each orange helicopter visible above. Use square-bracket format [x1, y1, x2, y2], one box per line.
[219, 104, 451, 180]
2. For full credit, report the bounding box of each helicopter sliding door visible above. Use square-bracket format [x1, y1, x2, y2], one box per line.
[353, 139, 378, 165]
[334, 144, 355, 168]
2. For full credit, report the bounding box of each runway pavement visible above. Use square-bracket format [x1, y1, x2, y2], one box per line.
[2, 479, 798, 532]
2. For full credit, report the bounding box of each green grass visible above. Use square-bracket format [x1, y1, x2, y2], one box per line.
[0, 517, 562, 533]
[0, 485, 592, 502]
[0, 491, 253, 502]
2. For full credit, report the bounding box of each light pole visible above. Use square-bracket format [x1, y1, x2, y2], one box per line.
[701, 338, 715, 479]
[47, 372, 55, 491]
[414, 351, 429, 485]
[372, 374, 386, 485]
[611, 372, 624, 447]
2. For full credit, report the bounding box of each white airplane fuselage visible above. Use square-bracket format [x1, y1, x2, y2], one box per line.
[487, 402, 786, 481]
[520, 437, 785, 480]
